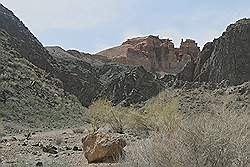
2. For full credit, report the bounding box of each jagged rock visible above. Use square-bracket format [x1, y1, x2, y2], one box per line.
[82, 132, 126, 163]
[99, 66, 164, 106]
[47, 46, 164, 106]
[98, 36, 200, 73]
[183, 18, 250, 85]
[177, 59, 195, 82]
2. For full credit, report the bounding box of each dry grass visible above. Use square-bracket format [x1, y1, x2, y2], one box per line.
[88, 92, 179, 134]
[88, 91, 249, 167]
[88, 98, 127, 133]
[122, 110, 249, 167]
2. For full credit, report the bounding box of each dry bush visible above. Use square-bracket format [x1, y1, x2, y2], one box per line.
[88, 92, 179, 134]
[88, 98, 128, 133]
[125, 93, 179, 132]
[122, 110, 249, 167]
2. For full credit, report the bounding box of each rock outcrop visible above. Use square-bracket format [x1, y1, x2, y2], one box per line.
[82, 132, 126, 163]
[98, 35, 200, 74]
[47, 46, 164, 106]
[178, 18, 250, 85]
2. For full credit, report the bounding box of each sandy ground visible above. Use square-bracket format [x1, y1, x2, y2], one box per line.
[0, 127, 121, 167]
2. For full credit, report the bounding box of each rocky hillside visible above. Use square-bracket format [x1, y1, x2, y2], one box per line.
[0, 28, 86, 134]
[46, 46, 164, 106]
[179, 18, 250, 85]
[0, 4, 54, 72]
[98, 36, 200, 73]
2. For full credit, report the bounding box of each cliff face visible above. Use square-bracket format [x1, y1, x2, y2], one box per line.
[196, 19, 250, 85]
[178, 18, 250, 85]
[98, 35, 200, 74]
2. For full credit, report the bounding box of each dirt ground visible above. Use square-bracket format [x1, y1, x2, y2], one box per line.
[0, 127, 122, 167]
[1, 82, 249, 167]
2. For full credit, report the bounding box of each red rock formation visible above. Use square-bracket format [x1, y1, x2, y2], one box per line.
[98, 35, 200, 74]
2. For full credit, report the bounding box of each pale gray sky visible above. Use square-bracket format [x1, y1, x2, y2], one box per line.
[1, 0, 250, 53]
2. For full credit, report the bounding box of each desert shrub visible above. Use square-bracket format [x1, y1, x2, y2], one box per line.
[88, 92, 179, 134]
[122, 110, 249, 167]
[89, 92, 178, 133]
[89, 98, 125, 133]
[125, 97, 179, 132]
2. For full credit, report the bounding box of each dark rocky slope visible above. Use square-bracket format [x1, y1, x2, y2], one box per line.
[46, 47, 164, 106]
[179, 18, 250, 85]
[0, 29, 86, 134]
[0, 3, 54, 72]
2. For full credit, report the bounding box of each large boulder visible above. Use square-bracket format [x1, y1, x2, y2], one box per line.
[82, 132, 126, 163]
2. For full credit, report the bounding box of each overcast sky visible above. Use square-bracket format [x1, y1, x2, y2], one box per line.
[1, 0, 250, 53]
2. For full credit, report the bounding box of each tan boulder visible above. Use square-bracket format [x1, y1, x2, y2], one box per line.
[82, 132, 126, 163]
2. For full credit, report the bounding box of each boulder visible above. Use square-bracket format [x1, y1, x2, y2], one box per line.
[82, 132, 126, 163]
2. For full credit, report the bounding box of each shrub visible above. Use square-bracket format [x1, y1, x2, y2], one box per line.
[88, 98, 125, 133]
[88, 92, 179, 134]
[122, 110, 249, 167]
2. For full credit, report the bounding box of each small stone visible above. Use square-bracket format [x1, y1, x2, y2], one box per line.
[22, 142, 28, 146]
[42, 145, 58, 154]
[72, 146, 79, 151]
[36, 161, 43, 166]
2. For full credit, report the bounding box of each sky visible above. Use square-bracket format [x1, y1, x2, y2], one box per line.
[1, 0, 250, 53]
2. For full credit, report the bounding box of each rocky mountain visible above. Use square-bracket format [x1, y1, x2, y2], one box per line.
[98, 35, 200, 73]
[178, 18, 250, 85]
[46, 46, 164, 106]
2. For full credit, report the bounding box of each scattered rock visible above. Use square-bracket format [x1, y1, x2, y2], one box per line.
[82, 132, 126, 163]
[35, 161, 43, 166]
[72, 146, 82, 151]
[22, 142, 28, 146]
[73, 146, 79, 151]
[0, 139, 7, 143]
[42, 145, 58, 154]
[10, 137, 18, 141]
